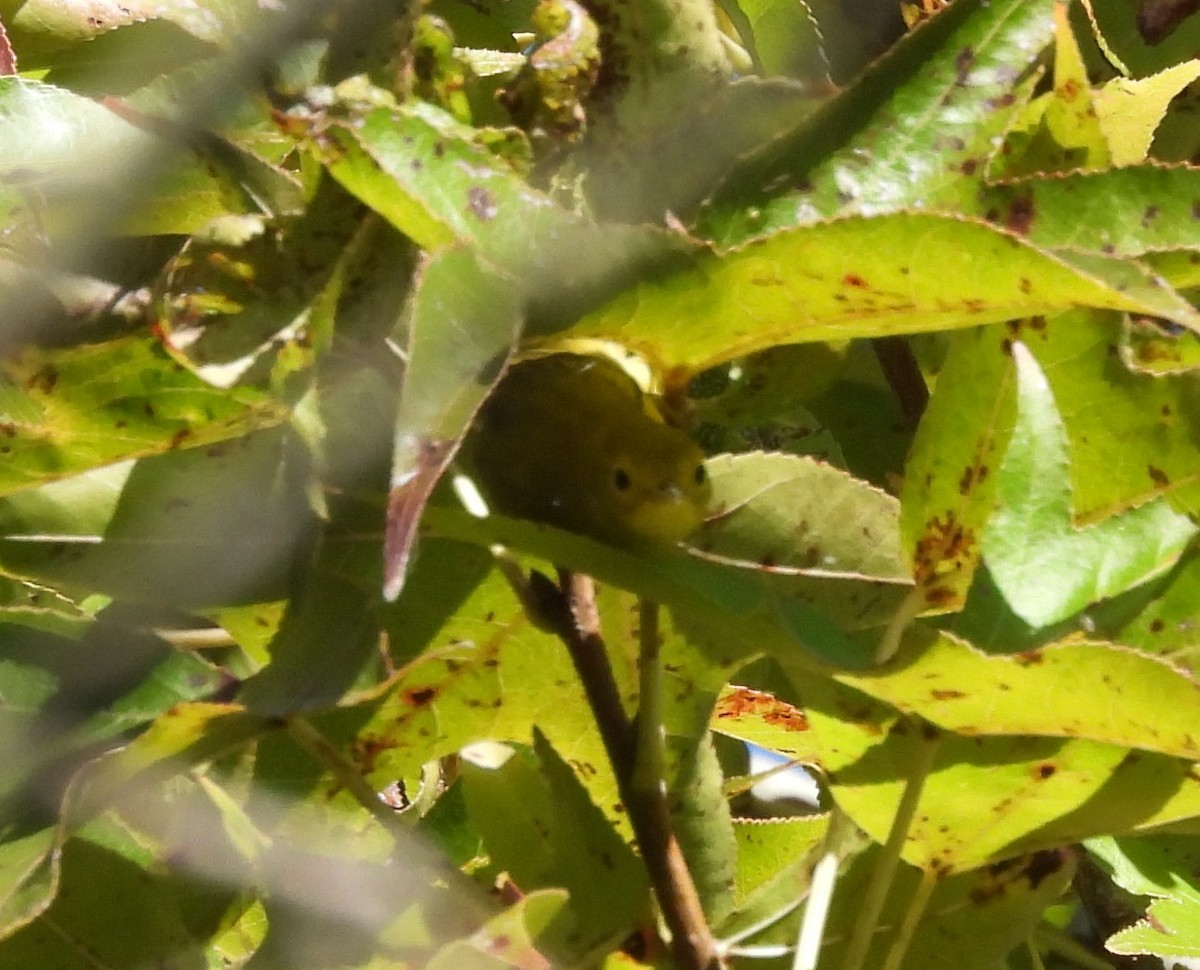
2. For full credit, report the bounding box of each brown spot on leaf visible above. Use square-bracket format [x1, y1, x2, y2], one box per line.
[28, 365, 58, 394]
[843, 273, 868, 288]
[913, 512, 977, 584]
[1034, 762, 1056, 780]
[930, 689, 965, 701]
[715, 687, 808, 731]
[1005, 193, 1034, 235]
[1142, 205, 1160, 227]
[955, 46, 975, 82]
[406, 686, 437, 707]
[958, 465, 978, 495]
[467, 186, 498, 220]
[924, 585, 957, 607]
[1148, 465, 1170, 487]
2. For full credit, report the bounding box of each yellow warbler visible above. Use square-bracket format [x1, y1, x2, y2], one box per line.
[465, 353, 711, 544]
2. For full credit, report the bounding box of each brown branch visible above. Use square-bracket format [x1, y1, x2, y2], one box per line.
[550, 569, 724, 970]
[872, 336, 929, 431]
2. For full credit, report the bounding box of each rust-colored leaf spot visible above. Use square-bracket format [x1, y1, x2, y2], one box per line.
[1148, 465, 1170, 487]
[406, 686, 437, 707]
[467, 185, 498, 221]
[27, 365, 59, 394]
[715, 686, 808, 732]
[843, 273, 869, 289]
[1034, 762, 1056, 780]
[924, 584, 957, 607]
[765, 707, 809, 731]
[169, 428, 192, 449]
[960, 158, 978, 176]
[1141, 205, 1160, 227]
[958, 465, 979, 496]
[486, 934, 512, 955]
[1014, 650, 1044, 666]
[1149, 618, 1165, 634]
[930, 688, 965, 701]
[913, 512, 977, 583]
[1005, 193, 1034, 235]
[351, 734, 395, 776]
[1058, 78, 1081, 102]
[954, 46, 976, 82]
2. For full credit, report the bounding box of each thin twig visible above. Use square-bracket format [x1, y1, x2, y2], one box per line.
[880, 864, 937, 970]
[632, 598, 666, 797]
[286, 716, 403, 829]
[838, 720, 941, 970]
[551, 569, 723, 970]
[793, 807, 854, 970]
[872, 336, 929, 431]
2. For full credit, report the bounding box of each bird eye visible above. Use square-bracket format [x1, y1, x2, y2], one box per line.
[693, 464, 707, 486]
[614, 467, 631, 491]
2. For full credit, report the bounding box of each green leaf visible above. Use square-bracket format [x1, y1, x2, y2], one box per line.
[700, 0, 1055, 241]
[1026, 312, 1200, 521]
[0, 428, 313, 608]
[1095, 61, 1200, 166]
[976, 165, 1200, 258]
[823, 846, 1076, 968]
[1124, 312, 1200, 375]
[732, 815, 829, 908]
[582, 76, 822, 224]
[839, 633, 1200, 761]
[1105, 550, 1200, 673]
[900, 326, 1016, 612]
[725, 0, 828, 79]
[982, 340, 1196, 627]
[1081, 0, 1200, 77]
[460, 736, 651, 957]
[0, 833, 247, 970]
[1089, 834, 1200, 960]
[0, 334, 287, 497]
[309, 87, 688, 307]
[0, 827, 58, 941]
[425, 890, 569, 970]
[670, 734, 737, 926]
[568, 213, 1200, 373]
[384, 247, 522, 600]
[711, 685, 820, 764]
[698, 452, 908, 582]
[423, 506, 867, 670]
[0, 77, 274, 236]
[0, 578, 97, 638]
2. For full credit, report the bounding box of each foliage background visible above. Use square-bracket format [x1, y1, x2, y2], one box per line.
[1, 0, 1200, 967]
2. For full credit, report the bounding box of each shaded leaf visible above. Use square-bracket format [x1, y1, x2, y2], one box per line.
[982, 341, 1196, 627]
[384, 247, 522, 600]
[1089, 833, 1200, 960]
[460, 735, 651, 958]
